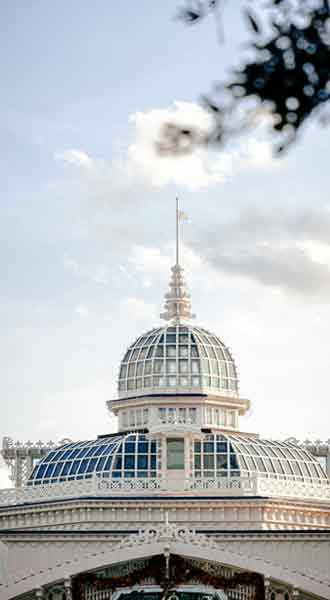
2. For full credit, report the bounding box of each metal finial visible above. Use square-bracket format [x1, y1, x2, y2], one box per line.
[160, 199, 195, 323]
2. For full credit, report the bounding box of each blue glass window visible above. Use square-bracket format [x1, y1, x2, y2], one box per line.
[53, 462, 65, 477]
[42, 451, 56, 464]
[45, 463, 56, 478]
[35, 463, 47, 479]
[76, 447, 90, 459]
[114, 456, 122, 470]
[104, 455, 113, 470]
[137, 455, 148, 470]
[125, 442, 135, 453]
[69, 460, 80, 475]
[61, 462, 71, 476]
[138, 442, 148, 453]
[86, 458, 98, 473]
[96, 455, 107, 471]
[78, 459, 89, 474]
[124, 455, 135, 469]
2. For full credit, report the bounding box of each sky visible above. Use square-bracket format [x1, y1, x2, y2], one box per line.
[1, 1, 330, 487]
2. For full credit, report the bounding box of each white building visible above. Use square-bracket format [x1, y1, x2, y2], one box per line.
[1, 210, 330, 600]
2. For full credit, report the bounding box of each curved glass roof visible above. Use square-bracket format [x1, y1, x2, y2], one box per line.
[118, 324, 239, 400]
[228, 435, 326, 482]
[27, 433, 158, 486]
[27, 433, 327, 487]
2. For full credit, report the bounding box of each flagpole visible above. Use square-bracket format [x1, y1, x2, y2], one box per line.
[176, 196, 179, 266]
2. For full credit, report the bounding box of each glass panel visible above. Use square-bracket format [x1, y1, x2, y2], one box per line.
[204, 441, 214, 453]
[136, 362, 143, 376]
[208, 346, 216, 359]
[167, 438, 184, 470]
[204, 455, 214, 470]
[124, 455, 135, 469]
[191, 345, 199, 357]
[228, 362, 236, 377]
[179, 360, 188, 373]
[202, 359, 210, 373]
[154, 360, 163, 374]
[137, 455, 148, 470]
[45, 463, 56, 478]
[192, 376, 200, 387]
[144, 361, 152, 374]
[168, 360, 176, 374]
[120, 365, 127, 378]
[191, 360, 200, 373]
[166, 345, 176, 357]
[210, 360, 219, 375]
[155, 346, 164, 357]
[166, 334, 176, 343]
[179, 346, 188, 357]
[62, 462, 72, 476]
[216, 454, 228, 469]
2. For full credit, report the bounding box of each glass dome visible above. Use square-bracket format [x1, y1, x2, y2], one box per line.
[195, 434, 327, 482]
[26, 432, 326, 487]
[27, 433, 158, 486]
[118, 324, 238, 400]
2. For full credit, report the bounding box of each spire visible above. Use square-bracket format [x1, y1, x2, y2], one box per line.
[160, 198, 195, 323]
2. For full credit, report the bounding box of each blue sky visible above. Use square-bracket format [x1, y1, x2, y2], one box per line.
[1, 1, 330, 485]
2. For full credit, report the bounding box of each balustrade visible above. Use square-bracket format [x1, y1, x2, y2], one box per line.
[0, 472, 329, 506]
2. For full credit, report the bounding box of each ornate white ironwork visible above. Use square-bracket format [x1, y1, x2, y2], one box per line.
[0, 473, 329, 506]
[1, 437, 72, 488]
[284, 437, 330, 477]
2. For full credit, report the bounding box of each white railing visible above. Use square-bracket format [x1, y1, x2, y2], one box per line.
[255, 474, 330, 500]
[0, 474, 329, 506]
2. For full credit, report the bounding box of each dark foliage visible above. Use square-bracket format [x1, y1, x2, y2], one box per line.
[159, 0, 330, 154]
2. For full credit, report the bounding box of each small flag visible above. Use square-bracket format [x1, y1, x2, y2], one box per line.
[178, 210, 189, 222]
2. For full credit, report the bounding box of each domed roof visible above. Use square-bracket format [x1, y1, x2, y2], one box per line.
[118, 323, 238, 399]
[26, 431, 326, 487]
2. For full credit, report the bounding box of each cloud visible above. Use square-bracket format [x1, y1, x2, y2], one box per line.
[55, 101, 278, 197]
[55, 149, 95, 170]
[191, 205, 330, 296]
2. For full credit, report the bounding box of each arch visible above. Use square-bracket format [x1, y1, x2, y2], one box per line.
[1, 537, 329, 600]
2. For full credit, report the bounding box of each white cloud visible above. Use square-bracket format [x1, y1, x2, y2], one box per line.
[55, 149, 95, 170]
[55, 101, 278, 196]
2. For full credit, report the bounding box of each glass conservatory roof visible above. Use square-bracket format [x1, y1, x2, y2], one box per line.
[118, 324, 239, 400]
[27, 432, 327, 487]
[27, 434, 158, 486]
